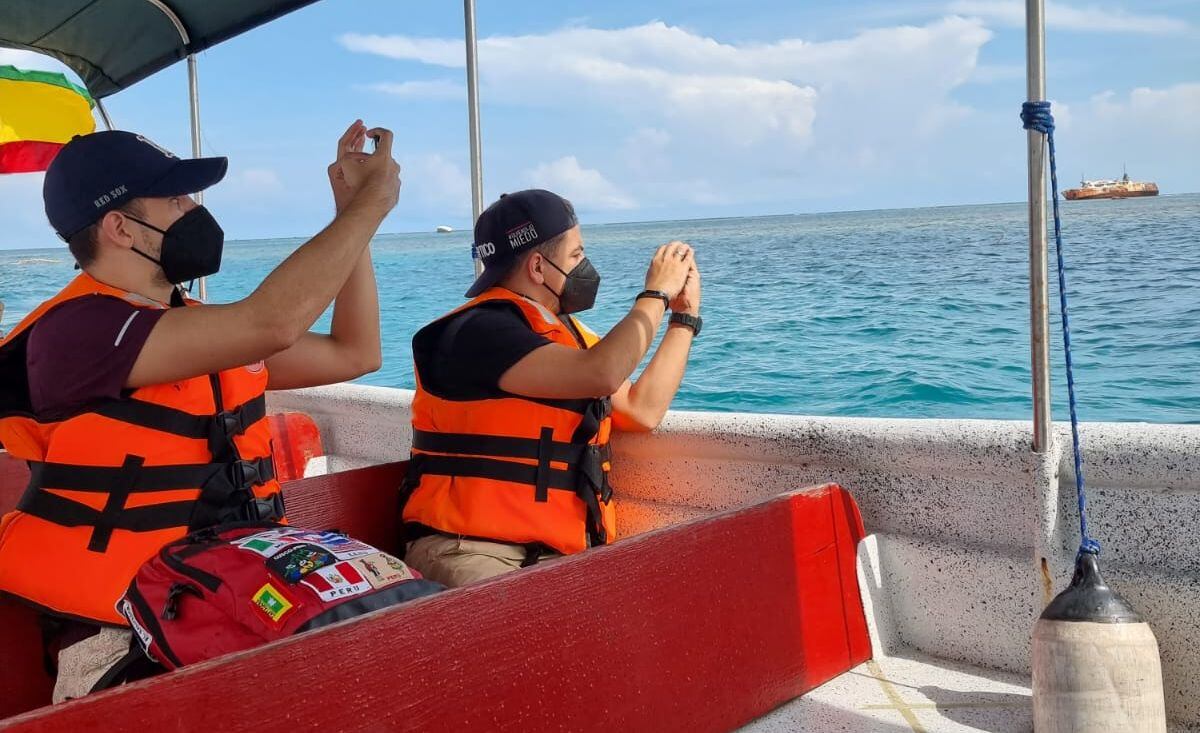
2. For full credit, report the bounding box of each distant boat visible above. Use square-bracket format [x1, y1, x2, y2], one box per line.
[436, 225, 453, 233]
[1063, 167, 1158, 200]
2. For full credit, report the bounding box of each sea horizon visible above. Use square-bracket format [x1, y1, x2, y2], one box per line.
[4, 192, 1197, 254]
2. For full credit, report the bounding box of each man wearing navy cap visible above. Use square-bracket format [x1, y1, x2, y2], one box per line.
[402, 189, 702, 586]
[0, 121, 399, 700]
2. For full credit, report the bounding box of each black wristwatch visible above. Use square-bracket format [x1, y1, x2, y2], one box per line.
[635, 289, 671, 308]
[669, 311, 702, 336]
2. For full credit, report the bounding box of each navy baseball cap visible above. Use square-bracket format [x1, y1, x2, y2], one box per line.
[466, 189, 578, 297]
[43, 130, 228, 240]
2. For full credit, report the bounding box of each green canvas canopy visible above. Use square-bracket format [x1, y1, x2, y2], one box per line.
[0, 1, 321, 99]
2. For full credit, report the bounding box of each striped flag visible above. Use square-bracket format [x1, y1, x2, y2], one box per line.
[0, 65, 95, 174]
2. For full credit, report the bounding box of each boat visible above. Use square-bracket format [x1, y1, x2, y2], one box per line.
[2, 2, 1199, 732]
[436, 225, 453, 233]
[1063, 168, 1159, 200]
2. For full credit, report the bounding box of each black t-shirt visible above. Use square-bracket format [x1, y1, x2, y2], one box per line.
[413, 302, 560, 401]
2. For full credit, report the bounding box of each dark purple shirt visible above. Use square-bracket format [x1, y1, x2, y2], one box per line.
[27, 295, 166, 416]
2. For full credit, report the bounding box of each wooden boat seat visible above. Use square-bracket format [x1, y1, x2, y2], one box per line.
[1, 460, 872, 732]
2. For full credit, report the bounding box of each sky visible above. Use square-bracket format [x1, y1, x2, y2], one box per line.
[0, 0, 1197, 249]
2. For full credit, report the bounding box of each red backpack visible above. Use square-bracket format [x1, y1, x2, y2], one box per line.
[119, 523, 442, 670]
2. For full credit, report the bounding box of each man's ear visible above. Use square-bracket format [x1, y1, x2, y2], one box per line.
[527, 251, 546, 285]
[97, 209, 137, 251]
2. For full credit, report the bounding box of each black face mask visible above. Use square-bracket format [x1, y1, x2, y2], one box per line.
[543, 256, 601, 315]
[127, 206, 224, 285]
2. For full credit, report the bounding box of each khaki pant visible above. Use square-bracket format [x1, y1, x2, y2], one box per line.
[405, 535, 560, 588]
[53, 627, 133, 703]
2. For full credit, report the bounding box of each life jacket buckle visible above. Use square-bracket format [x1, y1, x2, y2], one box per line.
[218, 411, 241, 437]
[208, 411, 243, 460]
[229, 459, 261, 489]
[243, 495, 283, 522]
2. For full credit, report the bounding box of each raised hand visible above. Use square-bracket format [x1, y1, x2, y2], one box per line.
[338, 124, 402, 216]
[670, 260, 701, 315]
[644, 241, 694, 298]
[327, 119, 366, 214]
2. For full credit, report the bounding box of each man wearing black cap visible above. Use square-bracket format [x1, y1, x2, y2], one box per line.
[0, 121, 399, 700]
[402, 189, 701, 587]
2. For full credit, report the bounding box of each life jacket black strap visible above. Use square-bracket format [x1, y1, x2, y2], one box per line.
[574, 456, 609, 547]
[411, 428, 591, 465]
[87, 394, 266, 441]
[27, 461, 228, 493]
[534, 427, 554, 503]
[406, 450, 612, 547]
[88, 454, 145, 552]
[413, 454, 580, 493]
[26, 456, 275, 495]
[18, 490, 196, 533]
[20, 457, 278, 544]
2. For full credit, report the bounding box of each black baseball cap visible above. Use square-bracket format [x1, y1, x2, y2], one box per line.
[465, 189, 578, 297]
[43, 130, 228, 241]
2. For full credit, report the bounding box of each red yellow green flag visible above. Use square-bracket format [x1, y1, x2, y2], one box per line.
[0, 65, 95, 173]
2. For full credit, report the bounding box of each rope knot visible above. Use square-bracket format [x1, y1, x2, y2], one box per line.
[1020, 100, 1055, 134]
[1079, 538, 1101, 556]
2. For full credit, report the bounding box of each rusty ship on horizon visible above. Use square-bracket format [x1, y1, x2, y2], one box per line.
[1062, 167, 1159, 200]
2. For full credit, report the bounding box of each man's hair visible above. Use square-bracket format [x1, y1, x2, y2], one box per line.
[67, 199, 144, 268]
[534, 231, 568, 260]
[532, 197, 576, 261]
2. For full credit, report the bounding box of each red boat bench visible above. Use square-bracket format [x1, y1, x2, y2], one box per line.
[0, 458, 870, 732]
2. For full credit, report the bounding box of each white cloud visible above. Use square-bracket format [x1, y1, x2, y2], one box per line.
[969, 63, 1025, 84]
[335, 19, 1197, 210]
[1049, 84, 1200, 190]
[526, 157, 636, 211]
[228, 167, 284, 195]
[948, 1, 1191, 35]
[243, 168, 284, 190]
[628, 127, 671, 149]
[1087, 83, 1200, 141]
[1049, 100, 1074, 132]
[340, 21, 832, 147]
[678, 179, 731, 206]
[340, 18, 995, 209]
[622, 127, 672, 174]
[362, 79, 465, 100]
[405, 153, 472, 212]
[339, 34, 462, 67]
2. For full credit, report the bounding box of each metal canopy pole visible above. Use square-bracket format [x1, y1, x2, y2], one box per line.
[95, 99, 115, 130]
[186, 53, 206, 300]
[464, 0, 485, 277]
[1026, 0, 1052, 453]
[144, 0, 208, 299]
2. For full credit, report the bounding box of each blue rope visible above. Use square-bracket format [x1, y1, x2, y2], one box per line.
[1020, 101, 1101, 557]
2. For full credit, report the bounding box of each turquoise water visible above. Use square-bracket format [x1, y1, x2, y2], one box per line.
[3, 195, 1198, 423]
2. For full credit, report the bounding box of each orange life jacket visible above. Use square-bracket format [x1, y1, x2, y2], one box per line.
[0, 273, 283, 625]
[403, 288, 615, 555]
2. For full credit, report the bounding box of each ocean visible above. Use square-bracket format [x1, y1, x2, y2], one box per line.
[3, 194, 1198, 423]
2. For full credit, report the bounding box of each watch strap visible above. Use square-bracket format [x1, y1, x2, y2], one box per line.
[668, 311, 702, 336]
[635, 289, 671, 308]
